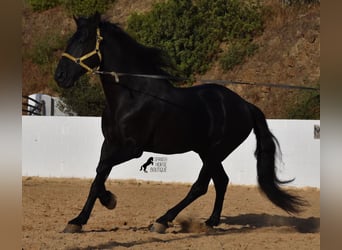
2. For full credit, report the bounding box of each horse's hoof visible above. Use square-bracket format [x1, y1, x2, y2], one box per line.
[100, 191, 117, 210]
[63, 223, 82, 233]
[105, 192, 117, 210]
[150, 222, 167, 234]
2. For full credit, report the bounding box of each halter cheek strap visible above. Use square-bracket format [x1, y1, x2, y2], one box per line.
[62, 28, 103, 73]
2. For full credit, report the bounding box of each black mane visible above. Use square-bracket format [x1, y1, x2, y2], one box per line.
[100, 21, 176, 78]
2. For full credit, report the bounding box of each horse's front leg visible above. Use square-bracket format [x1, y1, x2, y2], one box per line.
[63, 166, 112, 233]
[63, 139, 141, 233]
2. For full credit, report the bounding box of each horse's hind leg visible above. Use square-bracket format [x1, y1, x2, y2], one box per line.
[152, 164, 211, 233]
[205, 163, 229, 227]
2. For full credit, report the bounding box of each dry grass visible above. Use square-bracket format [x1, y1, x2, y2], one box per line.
[262, 0, 319, 30]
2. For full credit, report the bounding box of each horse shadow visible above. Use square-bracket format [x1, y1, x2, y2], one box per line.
[219, 213, 320, 233]
[69, 213, 319, 249]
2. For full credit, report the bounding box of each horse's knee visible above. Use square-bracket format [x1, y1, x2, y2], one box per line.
[213, 168, 229, 190]
[190, 182, 208, 197]
[222, 174, 229, 187]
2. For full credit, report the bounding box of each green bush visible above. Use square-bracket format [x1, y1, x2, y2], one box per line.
[30, 32, 68, 65]
[127, 0, 204, 78]
[287, 87, 320, 119]
[127, 0, 263, 80]
[28, 0, 61, 12]
[30, 37, 51, 65]
[62, 0, 116, 17]
[220, 41, 258, 70]
[58, 75, 105, 116]
[28, 0, 116, 15]
[28, 31, 72, 96]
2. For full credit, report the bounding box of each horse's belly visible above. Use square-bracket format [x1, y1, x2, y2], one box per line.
[145, 121, 200, 154]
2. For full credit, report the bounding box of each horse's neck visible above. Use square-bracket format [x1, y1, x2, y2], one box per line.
[99, 29, 175, 106]
[100, 71, 175, 112]
[100, 28, 172, 79]
[100, 29, 139, 73]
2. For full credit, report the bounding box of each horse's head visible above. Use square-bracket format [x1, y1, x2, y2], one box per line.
[54, 13, 102, 88]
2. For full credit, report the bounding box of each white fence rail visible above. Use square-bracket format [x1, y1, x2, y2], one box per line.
[22, 116, 320, 187]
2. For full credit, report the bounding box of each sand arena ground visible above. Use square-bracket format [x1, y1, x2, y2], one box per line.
[23, 177, 320, 249]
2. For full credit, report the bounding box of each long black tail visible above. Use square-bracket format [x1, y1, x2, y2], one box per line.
[249, 103, 307, 213]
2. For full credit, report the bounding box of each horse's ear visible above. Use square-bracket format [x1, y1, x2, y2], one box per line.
[93, 12, 101, 26]
[73, 15, 82, 27]
[73, 12, 100, 27]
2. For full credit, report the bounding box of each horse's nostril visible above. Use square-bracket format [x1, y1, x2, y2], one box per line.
[55, 70, 66, 82]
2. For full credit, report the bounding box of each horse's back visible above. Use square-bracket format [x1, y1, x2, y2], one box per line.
[151, 84, 254, 158]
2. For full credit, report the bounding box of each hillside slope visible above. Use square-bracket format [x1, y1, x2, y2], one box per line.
[198, 2, 320, 117]
[22, 1, 320, 118]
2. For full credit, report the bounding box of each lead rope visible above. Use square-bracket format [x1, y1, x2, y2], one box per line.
[62, 28, 319, 91]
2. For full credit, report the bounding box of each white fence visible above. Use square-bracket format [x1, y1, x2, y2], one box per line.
[22, 116, 320, 187]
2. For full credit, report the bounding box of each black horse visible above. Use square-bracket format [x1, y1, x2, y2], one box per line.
[54, 13, 306, 233]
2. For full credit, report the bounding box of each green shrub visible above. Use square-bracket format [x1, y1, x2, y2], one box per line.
[220, 41, 258, 70]
[28, 0, 61, 12]
[127, 0, 263, 80]
[62, 0, 116, 17]
[30, 37, 51, 65]
[287, 87, 320, 119]
[58, 75, 105, 116]
[127, 0, 204, 78]
[28, 0, 116, 15]
[30, 32, 67, 65]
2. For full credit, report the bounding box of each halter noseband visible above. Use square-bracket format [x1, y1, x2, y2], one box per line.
[62, 28, 103, 73]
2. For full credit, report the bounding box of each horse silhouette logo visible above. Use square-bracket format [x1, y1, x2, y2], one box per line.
[140, 157, 154, 173]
